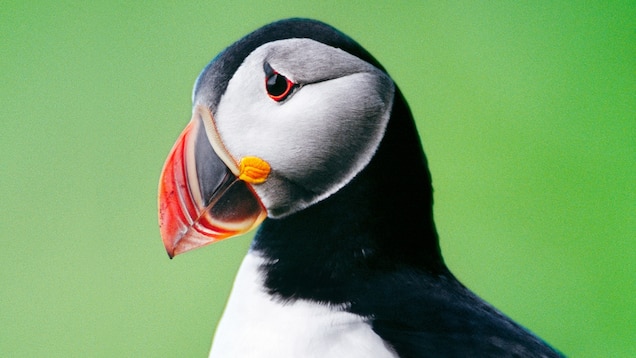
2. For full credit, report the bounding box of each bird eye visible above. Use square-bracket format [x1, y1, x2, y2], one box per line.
[264, 63, 296, 102]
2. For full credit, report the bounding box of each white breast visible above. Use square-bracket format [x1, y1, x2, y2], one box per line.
[209, 252, 398, 358]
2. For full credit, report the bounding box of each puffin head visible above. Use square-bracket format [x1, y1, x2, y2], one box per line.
[158, 19, 400, 258]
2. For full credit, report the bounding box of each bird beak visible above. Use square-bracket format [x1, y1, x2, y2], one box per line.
[158, 105, 268, 258]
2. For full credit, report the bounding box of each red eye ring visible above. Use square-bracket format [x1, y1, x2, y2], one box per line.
[264, 66, 296, 102]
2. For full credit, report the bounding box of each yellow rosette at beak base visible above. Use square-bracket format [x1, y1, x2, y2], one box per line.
[238, 156, 271, 184]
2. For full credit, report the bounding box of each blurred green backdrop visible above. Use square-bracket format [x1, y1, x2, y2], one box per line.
[1, 1, 634, 357]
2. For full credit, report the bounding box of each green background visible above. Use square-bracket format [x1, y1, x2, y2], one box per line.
[2, 1, 634, 357]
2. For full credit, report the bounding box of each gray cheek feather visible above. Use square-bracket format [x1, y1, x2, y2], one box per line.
[260, 72, 395, 218]
[283, 75, 390, 183]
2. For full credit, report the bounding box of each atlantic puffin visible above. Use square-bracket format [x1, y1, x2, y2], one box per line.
[158, 18, 563, 357]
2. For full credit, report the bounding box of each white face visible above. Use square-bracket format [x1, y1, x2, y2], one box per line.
[197, 38, 395, 218]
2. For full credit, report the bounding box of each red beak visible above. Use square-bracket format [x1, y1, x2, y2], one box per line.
[158, 107, 267, 258]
